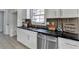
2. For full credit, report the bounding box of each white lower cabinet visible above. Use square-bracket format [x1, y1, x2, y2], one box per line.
[17, 28, 26, 44]
[17, 28, 79, 49]
[17, 28, 37, 49]
[27, 30, 37, 49]
[58, 37, 79, 49]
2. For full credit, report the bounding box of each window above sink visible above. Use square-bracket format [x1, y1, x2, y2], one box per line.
[31, 9, 46, 25]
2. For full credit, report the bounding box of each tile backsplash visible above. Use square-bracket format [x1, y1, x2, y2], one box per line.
[62, 18, 79, 34]
[47, 18, 79, 34]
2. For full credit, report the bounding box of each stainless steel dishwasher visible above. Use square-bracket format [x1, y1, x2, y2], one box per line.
[37, 33, 58, 49]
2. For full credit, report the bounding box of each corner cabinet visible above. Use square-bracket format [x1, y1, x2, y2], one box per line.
[58, 37, 79, 49]
[45, 9, 60, 18]
[60, 9, 78, 18]
[17, 28, 37, 49]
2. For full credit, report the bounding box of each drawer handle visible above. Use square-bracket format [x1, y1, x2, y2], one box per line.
[65, 43, 79, 47]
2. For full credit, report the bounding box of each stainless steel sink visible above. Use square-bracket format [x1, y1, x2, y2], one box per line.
[28, 28, 38, 30]
[27, 27, 49, 33]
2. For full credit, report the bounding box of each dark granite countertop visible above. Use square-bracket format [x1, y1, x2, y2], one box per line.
[17, 27, 79, 41]
[62, 32, 79, 41]
[18, 26, 62, 37]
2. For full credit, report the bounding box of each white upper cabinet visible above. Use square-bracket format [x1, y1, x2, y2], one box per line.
[45, 9, 79, 18]
[77, 9, 79, 17]
[60, 9, 78, 18]
[45, 9, 60, 18]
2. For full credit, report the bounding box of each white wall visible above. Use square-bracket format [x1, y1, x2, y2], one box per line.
[0, 9, 30, 36]
[9, 11, 17, 37]
[0, 11, 4, 32]
[26, 9, 31, 19]
[3, 10, 10, 35]
[12, 12, 17, 36]
[2, 9, 26, 36]
[0, 9, 5, 11]
[17, 9, 26, 27]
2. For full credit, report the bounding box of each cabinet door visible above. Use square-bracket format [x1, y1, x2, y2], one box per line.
[58, 37, 79, 49]
[61, 9, 78, 18]
[17, 28, 37, 49]
[28, 31, 37, 49]
[17, 28, 22, 42]
[45, 9, 60, 18]
[21, 29, 30, 47]
[17, 28, 29, 47]
[17, 28, 25, 43]
[58, 37, 65, 48]
[77, 9, 79, 17]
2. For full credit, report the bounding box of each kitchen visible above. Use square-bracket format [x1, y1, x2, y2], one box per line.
[1, 0, 79, 59]
[17, 9, 79, 49]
